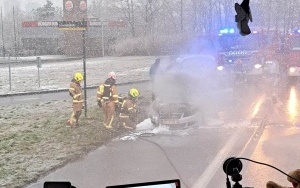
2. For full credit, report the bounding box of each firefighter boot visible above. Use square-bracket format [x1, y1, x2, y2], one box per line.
[75, 111, 82, 127]
[105, 115, 114, 129]
[103, 123, 112, 129]
[122, 121, 134, 130]
[67, 112, 76, 128]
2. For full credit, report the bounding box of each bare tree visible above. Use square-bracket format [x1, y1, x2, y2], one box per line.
[119, 0, 136, 37]
[33, 0, 60, 21]
[190, 0, 200, 33]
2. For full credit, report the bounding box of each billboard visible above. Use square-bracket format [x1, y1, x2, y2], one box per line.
[63, 0, 87, 20]
[63, 0, 88, 56]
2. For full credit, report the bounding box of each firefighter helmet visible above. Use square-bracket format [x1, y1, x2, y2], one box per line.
[129, 88, 139, 98]
[74, 72, 84, 82]
[108, 72, 116, 79]
[105, 77, 116, 85]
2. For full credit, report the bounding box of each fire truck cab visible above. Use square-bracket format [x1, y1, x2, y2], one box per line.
[264, 28, 300, 85]
[215, 28, 267, 84]
[286, 29, 300, 79]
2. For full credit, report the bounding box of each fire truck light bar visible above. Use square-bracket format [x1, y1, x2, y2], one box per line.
[219, 28, 235, 34]
[292, 28, 300, 34]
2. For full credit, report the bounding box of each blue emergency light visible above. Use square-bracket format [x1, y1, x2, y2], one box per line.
[292, 28, 300, 34]
[219, 28, 235, 34]
[220, 29, 228, 34]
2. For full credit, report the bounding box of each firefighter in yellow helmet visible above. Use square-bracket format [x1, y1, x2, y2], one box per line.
[67, 72, 84, 128]
[97, 72, 118, 129]
[118, 88, 140, 130]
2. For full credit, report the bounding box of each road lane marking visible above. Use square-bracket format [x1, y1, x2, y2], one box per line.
[191, 127, 244, 188]
[238, 121, 264, 156]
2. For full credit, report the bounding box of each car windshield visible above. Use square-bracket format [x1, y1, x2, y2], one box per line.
[0, 1, 299, 188]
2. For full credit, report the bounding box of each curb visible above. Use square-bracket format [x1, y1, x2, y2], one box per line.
[0, 80, 150, 98]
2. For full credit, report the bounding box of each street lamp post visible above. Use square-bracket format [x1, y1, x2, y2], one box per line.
[13, 7, 17, 59]
[82, 19, 87, 117]
[101, 20, 104, 57]
[1, 7, 5, 58]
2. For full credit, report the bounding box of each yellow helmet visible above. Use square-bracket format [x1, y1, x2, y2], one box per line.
[129, 88, 139, 98]
[74, 72, 84, 82]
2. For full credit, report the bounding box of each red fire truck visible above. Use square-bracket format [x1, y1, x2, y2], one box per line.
[284, 29, 300, 83]
[215, 27, 274, 85]
[260, 28, 300, 86]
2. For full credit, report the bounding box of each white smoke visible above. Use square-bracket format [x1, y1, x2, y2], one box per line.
[151, 53, 233, 123]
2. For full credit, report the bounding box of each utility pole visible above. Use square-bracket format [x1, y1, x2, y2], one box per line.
[13, 6, 17, 59]
[1, 6, 5, 58]
[82, 19, 87, 117]
[180, 0, 183, 32]
[101, 20, 104, 57]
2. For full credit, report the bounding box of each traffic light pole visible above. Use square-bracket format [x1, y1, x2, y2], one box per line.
[82, 19, 87, 117]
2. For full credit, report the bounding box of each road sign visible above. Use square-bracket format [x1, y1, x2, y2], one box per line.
[58, 27, 86, 31]
[22, 21, 58, 27]
[37, 56, 42, 68]
[22, 21, 128, 28]
[58, 21, 87, 30]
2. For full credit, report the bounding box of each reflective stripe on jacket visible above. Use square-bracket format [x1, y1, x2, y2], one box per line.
[120, 99, 136, 116]
[69, 81, 83, 103]
[97, 83, 118, 103]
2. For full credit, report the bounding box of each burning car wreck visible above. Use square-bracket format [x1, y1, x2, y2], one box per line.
[150, 55, 232, 128]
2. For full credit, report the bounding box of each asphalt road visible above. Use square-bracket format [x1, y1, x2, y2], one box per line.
[242, 124, 300, 188]
[26, 121, 259, 188]
[25, 118, 300, 188]
[0, 82, 150, 105]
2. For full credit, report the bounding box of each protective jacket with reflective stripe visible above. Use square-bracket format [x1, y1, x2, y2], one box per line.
[119, 99, 137, 117]
[97, 83, 118, 103]
[69, 81, 83, 103]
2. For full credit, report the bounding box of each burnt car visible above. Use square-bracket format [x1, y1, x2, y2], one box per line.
[150, 55, 232, 127]
[150, 101, 200, 127]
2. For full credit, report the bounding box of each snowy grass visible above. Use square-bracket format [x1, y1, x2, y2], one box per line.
[0, 94, 150, 188]
[0, 56, 156, 95]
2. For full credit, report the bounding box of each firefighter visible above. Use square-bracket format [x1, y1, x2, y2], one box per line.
[149, 58, 161, 80]
[67, 72, 84, 128]
[118, 88, 140, 130]
[97, 72, 118, 129]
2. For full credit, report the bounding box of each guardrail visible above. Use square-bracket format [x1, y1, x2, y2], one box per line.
[0, 79, 150, 98]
